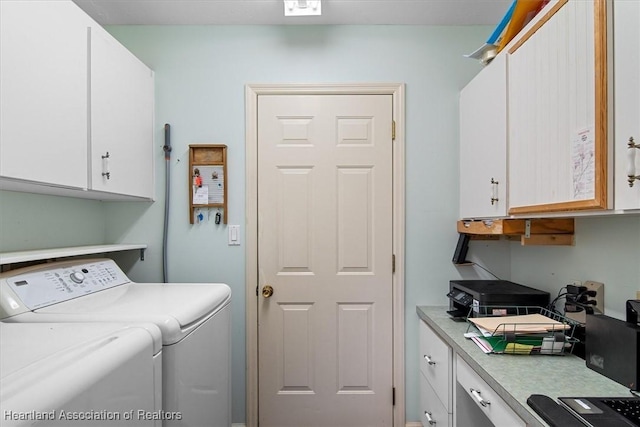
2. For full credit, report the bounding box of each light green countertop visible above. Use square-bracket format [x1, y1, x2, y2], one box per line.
[416, 306, 631, 427]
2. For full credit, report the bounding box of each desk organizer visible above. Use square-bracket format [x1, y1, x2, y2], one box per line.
[466, 306, 581, 355]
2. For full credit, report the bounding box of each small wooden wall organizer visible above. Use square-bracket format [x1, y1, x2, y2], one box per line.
[457, 218, 575, 246]
[189, 144, 227, 224]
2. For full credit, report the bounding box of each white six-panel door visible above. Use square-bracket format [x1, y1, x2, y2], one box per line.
[257, 94, 394, 427]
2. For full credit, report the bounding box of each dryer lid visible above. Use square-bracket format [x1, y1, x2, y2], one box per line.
[31, 283, 231, 344]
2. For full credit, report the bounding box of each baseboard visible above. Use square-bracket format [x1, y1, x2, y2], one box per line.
[234, 421, 418, 426]
[234, 422, 418, 426]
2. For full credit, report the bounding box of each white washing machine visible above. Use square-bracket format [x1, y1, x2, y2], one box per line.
[0, 258, 232, 427]
[1, 321, 162, 427]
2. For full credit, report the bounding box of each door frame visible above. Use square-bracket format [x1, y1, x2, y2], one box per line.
[245, 83, 405, 427]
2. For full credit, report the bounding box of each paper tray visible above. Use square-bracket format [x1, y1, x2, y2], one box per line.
[466, 306, 580, 355]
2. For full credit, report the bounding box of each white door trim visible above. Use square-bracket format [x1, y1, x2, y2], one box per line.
[245, 83, 405, 427]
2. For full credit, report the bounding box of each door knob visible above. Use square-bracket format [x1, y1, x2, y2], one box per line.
[262, 285, 274, 298]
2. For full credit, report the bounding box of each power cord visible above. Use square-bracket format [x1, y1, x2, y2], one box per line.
[468, 262, 502, 280]
[547, 287, 568, 315]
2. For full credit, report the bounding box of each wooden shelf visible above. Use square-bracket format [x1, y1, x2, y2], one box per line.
[457, 218, 575, 246]
[0, 244, 147, 266]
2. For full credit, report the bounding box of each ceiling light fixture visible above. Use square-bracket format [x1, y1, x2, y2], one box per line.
[284, 0, 321, 17]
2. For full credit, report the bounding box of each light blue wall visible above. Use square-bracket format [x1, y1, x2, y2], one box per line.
[510, 215, 640, 320]
[102, 24, 490, 424]
[3, 22, 638, 425]
[0, 190, 108, 250]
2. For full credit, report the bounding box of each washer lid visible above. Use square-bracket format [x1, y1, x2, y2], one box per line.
[32, 283, 231, 344]
[0, 322, 159, 418]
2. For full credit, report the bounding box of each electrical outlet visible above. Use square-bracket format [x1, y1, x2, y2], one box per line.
[583, 281, 604, 313]
[565, 281, 604, 324]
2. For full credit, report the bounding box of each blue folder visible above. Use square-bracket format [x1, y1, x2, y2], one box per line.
[486, 0, 517, 45]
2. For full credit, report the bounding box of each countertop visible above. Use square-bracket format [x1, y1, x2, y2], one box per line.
[416, 306, 631, 427]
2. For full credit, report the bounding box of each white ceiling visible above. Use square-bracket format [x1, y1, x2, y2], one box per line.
[72, 0, 512, 26]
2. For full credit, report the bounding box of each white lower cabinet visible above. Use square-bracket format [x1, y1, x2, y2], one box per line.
[419, 319, 452, 409]
[418, 320, 526, 427]
[420, 372, 452, 427]
[455, 355, 525, 427]
[419, 321, 452, 426]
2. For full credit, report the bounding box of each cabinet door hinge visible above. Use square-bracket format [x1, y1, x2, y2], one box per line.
[392, 120, 396, 141]
[392, 254, 395, 273]
[392, 387, 396, 406]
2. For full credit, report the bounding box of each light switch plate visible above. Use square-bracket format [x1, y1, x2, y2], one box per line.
[228, 225, 240, 246]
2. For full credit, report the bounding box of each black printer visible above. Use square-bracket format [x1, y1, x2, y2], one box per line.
[447, 280, 550, 319]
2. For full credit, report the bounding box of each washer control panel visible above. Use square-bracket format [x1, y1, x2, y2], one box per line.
[4, 259, 130, 310]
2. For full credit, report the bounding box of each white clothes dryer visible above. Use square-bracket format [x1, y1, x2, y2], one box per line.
[0, 321, 162, 427]
[0, 258, 232, 427]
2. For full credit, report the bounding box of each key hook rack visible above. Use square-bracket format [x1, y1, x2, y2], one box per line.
[188, 144, 228, 224]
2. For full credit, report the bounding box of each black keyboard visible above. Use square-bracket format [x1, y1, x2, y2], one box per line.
[601, 398, 640, 427]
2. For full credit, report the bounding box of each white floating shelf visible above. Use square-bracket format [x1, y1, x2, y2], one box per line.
[0, 244, 147, 266]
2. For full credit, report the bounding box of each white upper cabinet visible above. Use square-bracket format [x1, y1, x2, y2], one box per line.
[459, 54, 508, 219]
[0, 0, 154, 201]
[0, 1, 92, 190]
[90, 25, 155, 199]
[507, 0, 609, 215]
[613, 0, 640, 210]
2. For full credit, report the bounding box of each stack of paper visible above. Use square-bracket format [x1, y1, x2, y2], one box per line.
[469, 313, 570, 336]
[466, 313, 571, 355]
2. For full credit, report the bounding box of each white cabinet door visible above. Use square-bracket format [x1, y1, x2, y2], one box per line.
[420, 373, 452, 427]
[613, 0, 640, 210]
[456, 355, 526, 427]
[419, 320, 452, 411]
[459, 54, 508, 219]
[0, 1, 91, 189]
[507, 0, 608, 214]
[90, 25, 154, 200]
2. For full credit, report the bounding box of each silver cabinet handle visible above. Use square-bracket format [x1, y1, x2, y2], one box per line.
[424, 411, 436, 425]
[101, 152, 111, 180]
[490, 177, 499, 205]
[627, 137, 639, 187]
[423, 355, 436, 365]
[470, 388, 491, 407]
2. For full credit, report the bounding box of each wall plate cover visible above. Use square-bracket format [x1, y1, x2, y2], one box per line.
[565, 281, 604, 324]
[228, 225, 240, 246]
[583, 281, 604, 313]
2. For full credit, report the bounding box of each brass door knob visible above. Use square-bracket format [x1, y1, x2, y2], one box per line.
[262, 285, 274, 298]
